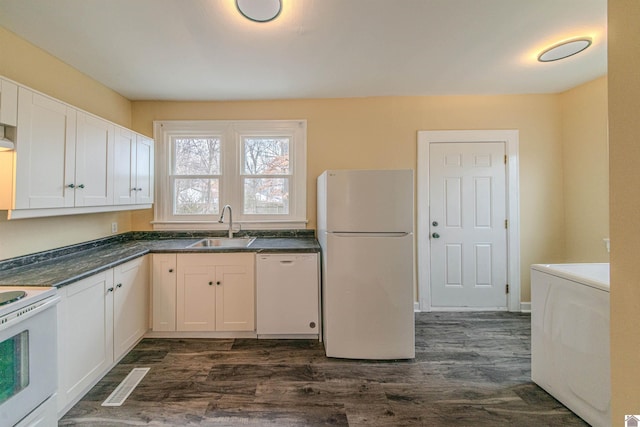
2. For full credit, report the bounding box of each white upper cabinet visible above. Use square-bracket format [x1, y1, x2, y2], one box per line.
[135, 134, 154, 204]
[0, 76, 154, 218]
[114, 127, 154, 205]
[15, 87, 77, 209]
[114, 127, 136, 205]
[75, 112, 115, 207]
[0, 78, 18, 126]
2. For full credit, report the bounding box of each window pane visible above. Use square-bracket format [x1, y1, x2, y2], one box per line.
[244, 178, 289, 214]
[174, 137, 221, 175]
[243, 138, 289, 175]
[174, 178, 219, 215]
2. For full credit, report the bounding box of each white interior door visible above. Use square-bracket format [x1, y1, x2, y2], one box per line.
[429, 142, 507, 309]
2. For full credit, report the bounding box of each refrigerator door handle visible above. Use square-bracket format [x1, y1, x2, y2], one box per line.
[332, 232, 411, 238]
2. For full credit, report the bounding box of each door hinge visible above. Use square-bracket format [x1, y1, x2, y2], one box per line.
[504, 154, 507, 164]
[505, 219, 508, 229]
[506, 284, 510, 294]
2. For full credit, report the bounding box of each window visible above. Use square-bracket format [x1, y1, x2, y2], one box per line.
[173, 137, 221, 215]
[242, 137, 290, 215]
[154, 120, 306, 229]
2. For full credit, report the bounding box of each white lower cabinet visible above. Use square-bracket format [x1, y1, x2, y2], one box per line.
[57, 256, 149, 417]
[151, 253, 177, 331]
[56, 270, 113, 415]
[151, 253, 255, 332]
[113, 256, 149, 359]
[177, 253, 255, 332]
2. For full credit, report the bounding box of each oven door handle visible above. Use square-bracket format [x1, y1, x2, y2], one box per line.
[0, 296, 61, 333]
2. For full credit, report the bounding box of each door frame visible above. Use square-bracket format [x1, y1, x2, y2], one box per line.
[417, 130, 521, 312]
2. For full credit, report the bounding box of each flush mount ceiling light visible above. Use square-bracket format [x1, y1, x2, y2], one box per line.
[236, 0, 282, 22]
[538, 38, 592, 62]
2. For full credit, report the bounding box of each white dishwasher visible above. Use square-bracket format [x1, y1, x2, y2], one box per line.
[256, 253, 320, 338]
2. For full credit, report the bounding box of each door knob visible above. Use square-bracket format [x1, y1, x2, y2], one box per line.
[432, 233, 440, 239]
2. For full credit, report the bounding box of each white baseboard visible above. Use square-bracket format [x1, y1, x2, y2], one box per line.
[414, 301, 532, 313]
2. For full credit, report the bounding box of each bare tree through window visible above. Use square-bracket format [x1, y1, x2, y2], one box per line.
[243, 137, 290, 214]
[172, 137, 221, 215]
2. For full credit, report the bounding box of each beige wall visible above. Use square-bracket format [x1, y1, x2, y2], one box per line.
[560, 76, 609, 262]
[0, 23, 609, 308]
[0, 27, 135, 259]
[132, 94, 567, 302]
[0, 27, 132, 127]
[609, 0, 640, 423]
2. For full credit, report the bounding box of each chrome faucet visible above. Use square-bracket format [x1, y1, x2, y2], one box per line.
[218, 205, 234, 238]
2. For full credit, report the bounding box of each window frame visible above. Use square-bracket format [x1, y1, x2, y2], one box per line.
[170, 134, 223, 218]
[153, 120, 307, 230]
[238, 131, 294, 218]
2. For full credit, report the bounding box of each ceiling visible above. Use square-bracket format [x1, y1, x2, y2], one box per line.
[0, 0, 607, 101]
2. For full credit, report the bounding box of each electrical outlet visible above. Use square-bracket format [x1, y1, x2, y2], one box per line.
[111, 222, 118, 233]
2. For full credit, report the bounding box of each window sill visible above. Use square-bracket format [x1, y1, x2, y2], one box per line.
[151, 219, 309, 231]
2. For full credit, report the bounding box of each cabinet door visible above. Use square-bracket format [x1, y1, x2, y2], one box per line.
[176, 253, 255, 332]
[135, 134, 154, 204]
[57, 270, 114, 414]
[152, 254, 177, 331]
[215, 253, 255, 332]
[0, 78, 18, 126]
[75, 112, 114, 206]
[176, 254, 217, 331]
[15, 88, 76, 209]
[113, 126, 136, 205]
[113, 256, 149, 360]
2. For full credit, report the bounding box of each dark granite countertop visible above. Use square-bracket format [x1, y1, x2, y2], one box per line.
[0, 231, 319, 288]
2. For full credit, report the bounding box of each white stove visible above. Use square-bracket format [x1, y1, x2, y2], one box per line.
[0, 286, 59, 427]
[0, 286, 57, 318]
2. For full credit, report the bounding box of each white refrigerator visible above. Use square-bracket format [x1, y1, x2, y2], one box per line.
[317, 169, 415, 359]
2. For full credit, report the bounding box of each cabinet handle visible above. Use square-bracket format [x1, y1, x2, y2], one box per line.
[169, 269, 174, 273]
[116, 283, 123, 288]
[216, 281, 221, 286]
[208, 281, 213, 286]
[107, 287, 114, 292]
[66, 184, 75, 189]
[137, 187, 143, 191]
[77, 184, 85, 189]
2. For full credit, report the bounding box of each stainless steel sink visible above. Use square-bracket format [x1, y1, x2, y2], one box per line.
[187, 237, 256, 249]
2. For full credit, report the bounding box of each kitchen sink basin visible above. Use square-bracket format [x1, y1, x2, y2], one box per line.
[187, 237, 256, 249]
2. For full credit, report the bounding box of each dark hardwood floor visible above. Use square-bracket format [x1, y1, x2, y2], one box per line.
[60, 312, 588, 426]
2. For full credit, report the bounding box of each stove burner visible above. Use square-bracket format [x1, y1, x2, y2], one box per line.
[0, 290, 27, 306]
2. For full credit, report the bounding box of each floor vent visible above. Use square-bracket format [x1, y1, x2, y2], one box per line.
[101, 367, 150, 407]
